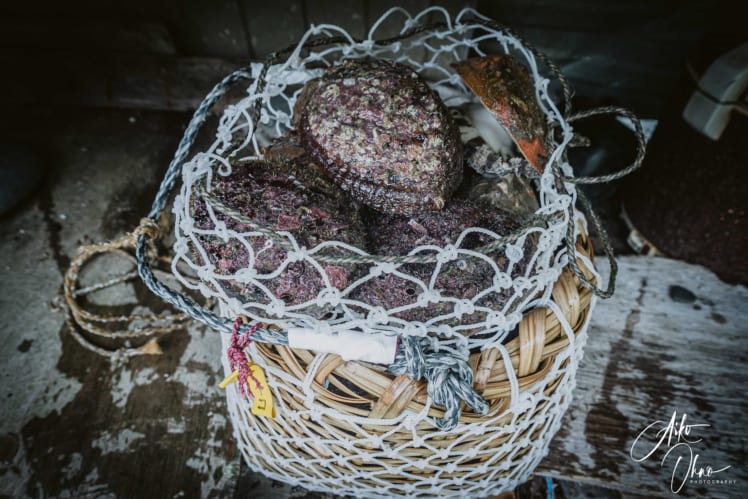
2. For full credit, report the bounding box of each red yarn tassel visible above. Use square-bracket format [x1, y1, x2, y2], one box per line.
[227, 318, 261, 398]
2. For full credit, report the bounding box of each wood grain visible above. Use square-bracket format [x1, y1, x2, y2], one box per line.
[539, 256, 748, 499]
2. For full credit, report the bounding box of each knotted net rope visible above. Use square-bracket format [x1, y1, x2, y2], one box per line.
[118, 6, 645, 497]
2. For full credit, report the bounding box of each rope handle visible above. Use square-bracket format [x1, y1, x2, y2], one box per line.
[60, 218, 191, 358]
[559, 105, 647, 298]
[566, 106, 647, 184]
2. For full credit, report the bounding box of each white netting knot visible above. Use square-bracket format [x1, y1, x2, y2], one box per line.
[173, 237, 188, 255]
[285, 248, 307, 263]
[484, 311, 506, 330]
[413, 459, 429, 470]
[402, 413, 418, 431]
[235, 267, 257, 281]
[454, 299, 475, 317]
[513, 276, 531, 292]
[505, 242, 524, 263]
[417, 289, 440, 306]
[506, 312, 523, 326]
[267, 299, 286, 317]
[213, 220, 229, 241]
[367, 306, 389, 324]
[435, 244, 459, 263]
[316, 288, 341, 307]
[404, 322, 428, 337]
[493, 273, 512, 290]
[196, 266, 213, 281]
[308, 406, 323, 423]
[403, 18, 418, 31]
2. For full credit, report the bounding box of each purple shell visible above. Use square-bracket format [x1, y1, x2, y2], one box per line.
[352, 200, 533, 325]
[190, 159, 365, 312]
[295, 58, 463, 215]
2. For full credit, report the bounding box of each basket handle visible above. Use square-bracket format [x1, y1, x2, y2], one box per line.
[133, 59, 295, 345]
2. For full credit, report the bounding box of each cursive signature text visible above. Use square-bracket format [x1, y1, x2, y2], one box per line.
[630, 411, 730, 493]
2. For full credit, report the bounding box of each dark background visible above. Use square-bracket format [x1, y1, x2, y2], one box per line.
[4, 0, 743, 279]
[0, 0, 734, 119]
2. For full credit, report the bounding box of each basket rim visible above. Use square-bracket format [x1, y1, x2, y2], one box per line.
[241, 225, 596, 426]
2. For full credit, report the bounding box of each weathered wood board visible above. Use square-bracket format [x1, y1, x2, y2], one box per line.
[539, 256, 748, 499]
[0, 50, 243, 113]
[0, 112, 239, 498]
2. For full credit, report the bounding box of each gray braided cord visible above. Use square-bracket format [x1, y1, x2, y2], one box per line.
[389, 336, 489, 430]
[136, 63, 288, 345]
[566, 188, 618, 298]
[147, 66, 254, 219]
[565, 106, 647, 184]
[136, 236, 287, 344]
[557, 105, 646, 298]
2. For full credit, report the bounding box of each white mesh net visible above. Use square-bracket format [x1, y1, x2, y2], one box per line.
[169, 7, 600, 498]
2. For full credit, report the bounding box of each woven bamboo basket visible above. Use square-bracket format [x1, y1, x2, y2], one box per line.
[120, 6, 642, 498]
[218, 227, 596, 497]
[55, 6, 649, 497]
[220, 232, 595, 484]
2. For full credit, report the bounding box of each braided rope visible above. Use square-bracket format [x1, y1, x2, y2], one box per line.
[62, 219, 190, 357]
[390, 336, 489, 430]
[565, 106, 647, 184]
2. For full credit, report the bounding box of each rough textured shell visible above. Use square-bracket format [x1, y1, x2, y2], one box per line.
[295, 58, 463, 215]
[351, 200, 533, 325]
[454, 55, 549, 172]
[190, 159, 365, 312]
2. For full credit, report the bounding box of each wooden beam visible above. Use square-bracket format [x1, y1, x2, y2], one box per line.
[2, 50, 243, 112]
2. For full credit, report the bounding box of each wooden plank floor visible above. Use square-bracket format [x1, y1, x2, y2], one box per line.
[0, 111, 241, 499]
[540, 257, 748, 498]
[1, 109, 746, 498]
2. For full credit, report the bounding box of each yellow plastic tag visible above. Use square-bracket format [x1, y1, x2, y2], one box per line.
[246, 364, 275, 418]
[219, 363, 276, 418]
